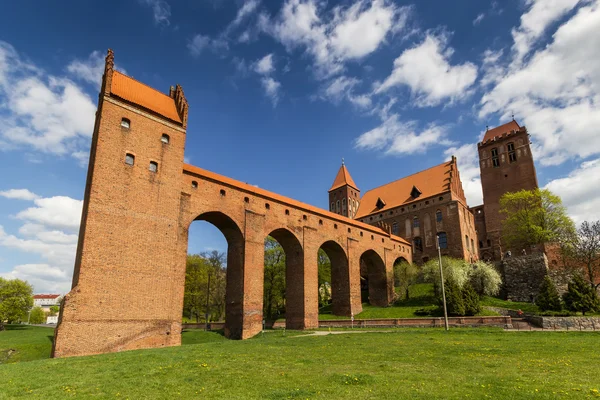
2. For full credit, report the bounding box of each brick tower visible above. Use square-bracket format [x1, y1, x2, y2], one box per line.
[52, 50, 189, 357]
[328, 160, 360, 218]
[477, 120, 538, 260]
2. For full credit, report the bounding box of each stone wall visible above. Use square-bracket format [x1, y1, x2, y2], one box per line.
[499, 253, 548, 302]
[528, 316, 600, 330]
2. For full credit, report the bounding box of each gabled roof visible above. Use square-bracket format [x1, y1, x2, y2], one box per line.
[111, 71, 182, 124]
[482, 120, 521, 143]
[329, 163, 359, 192]
[355, 158, 464, 219]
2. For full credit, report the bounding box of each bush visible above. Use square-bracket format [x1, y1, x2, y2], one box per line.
[536, 276, 562, 311]
[563, 274, 600, 315]
[462, 282, 481, 316]
[423, 257, 502, 297]
[443, 277, 465, 317]
[29, 307, 46, 324]
[469, 261, 502, 296]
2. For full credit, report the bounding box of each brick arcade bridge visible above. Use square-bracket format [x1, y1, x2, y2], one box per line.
[52, 50, 412, 358]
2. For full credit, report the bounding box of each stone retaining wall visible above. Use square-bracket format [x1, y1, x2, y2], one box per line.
[527, 316, 600, 330]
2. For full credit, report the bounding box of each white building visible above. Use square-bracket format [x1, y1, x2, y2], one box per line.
[33, 294, 62, 311]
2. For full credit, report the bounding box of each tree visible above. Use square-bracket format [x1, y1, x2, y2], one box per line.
[500, 189, 575, 250]
[317, 249, 332, 307]
[563, 274, 600, 315]
[182, 251, 226, 323]
[536, 276, 562, 311]
[462, 282, 481, 316]
[0, 277, 33, 330]
[443, 277, 465, 317]
[422, 257, 502, 297]
[393, 259, 419, 300]
[263, 237, 286, 320]
[563, 221, 600, 289]
[49, 305, 60, 316]
[29, 306, 46, 324]
[469, 261, 502, 297]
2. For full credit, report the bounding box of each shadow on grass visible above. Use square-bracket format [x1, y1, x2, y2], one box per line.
[4, 325, 29, 331]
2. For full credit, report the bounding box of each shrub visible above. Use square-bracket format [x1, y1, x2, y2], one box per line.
[423, 257, 502, 297]
[469, 261, 502, 296]
[462, 282, 481, 316]
[443, 277, 465, 317]
[536, 276, 562, 311]
[29, 306, 46, 324]
[563, 274, 600, 315]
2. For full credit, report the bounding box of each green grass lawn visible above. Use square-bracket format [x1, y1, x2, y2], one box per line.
[0, 325, 54, 364]
[2, 326, 600, 399]
[480, 296, 541, 313]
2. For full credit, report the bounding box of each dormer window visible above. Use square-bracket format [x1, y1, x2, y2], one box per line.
[121, 118, 130, 129]
[410, 185, 422, 199]
[375, 197, 386, 209]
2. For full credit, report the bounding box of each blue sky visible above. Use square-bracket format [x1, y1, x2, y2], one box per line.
[1, 0, 599, 293]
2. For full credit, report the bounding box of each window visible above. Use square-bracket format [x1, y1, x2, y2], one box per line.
[479, 240, 483, 248]
[192, 181, 198, 189]
[331, 202, 334, 211]
[161, 134, 170, 144]
[220, 189, 226, 197]
[342, 198, 346, 207]
[465, 235, 469, 250]
[413, 216, 420, 228]
[125, 153, 135, 166]
[392, 221, 398, 235]
[121, 118, 130, 129]
[405, 219, 411, 237]
[414, 237, 423, 252]
[336, 200, 340, 213]
[437, 232, 448, 249]
[491, 148, 500, 167]
[471, 239, 475, 253]
[508, 142, 517, 162]
[436, 210, 442, 223]
[149, 161, 158, 172]
[244, 197, 249, 203]
[487, 239, 491, 247]
[285, 209, 290, 215]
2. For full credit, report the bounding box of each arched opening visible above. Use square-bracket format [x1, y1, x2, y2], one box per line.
[264, 228, 304, 330]
[359, 250, 389, 307]
[318, 240, 350, 316]
[185, 211, 245, 339]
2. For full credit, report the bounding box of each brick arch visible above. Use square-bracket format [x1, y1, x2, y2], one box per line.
[266, 228, 305, 329]
[190, 211, 246, 339]
[360, 249, 388, 307]
[319, 240, 351, 316]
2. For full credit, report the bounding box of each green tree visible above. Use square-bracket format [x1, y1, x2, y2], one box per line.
[49, 305, 60, 316]
[317, 249, 331, 307]
[443, 277, 465, 317]
[29, 306, 46, 324]
[536, 276, 562, 311]
[469, 261, 502, 297]
[462, 282, 481, 316]
[183, 251, 226, 323]
[264, 237, 286, 320]
[0, 277, 33, 330]
[500, 189, 575, 250]
[393, 259, 419, 300]
[563, 274, 600, 315]
[423, 257, 502, 297]
[562, 221, 600, 289]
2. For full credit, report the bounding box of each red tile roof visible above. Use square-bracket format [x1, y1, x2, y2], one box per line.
[33, 294, 61, 299]
[482, 120, 521, 143]
[355, 160, 455, 219]
[111, 71, 182, 124]
[329, 164, 359, 191]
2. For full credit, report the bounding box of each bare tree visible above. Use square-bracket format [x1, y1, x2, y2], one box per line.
[565, 221, 600, 289]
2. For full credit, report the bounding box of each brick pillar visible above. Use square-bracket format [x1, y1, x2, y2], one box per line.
[364, 250, 389, 307]
[300, 227, 318, 329]
[240, 210, 265, 339]
[326, 240, 352, 317]
[347, 240, 363, 316]
[384, 248, 396, 305]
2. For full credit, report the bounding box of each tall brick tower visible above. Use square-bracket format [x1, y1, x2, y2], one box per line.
[328, 160, 360, 218]
[477, 120, 538, 259]
[53, 50, 189, 357]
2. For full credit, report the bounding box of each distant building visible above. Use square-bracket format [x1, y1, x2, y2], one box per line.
[33, 294, 62, 311]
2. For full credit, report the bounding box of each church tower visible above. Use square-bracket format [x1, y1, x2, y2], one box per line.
[328, 160, 360, 218]
[478, 120, 538, 259]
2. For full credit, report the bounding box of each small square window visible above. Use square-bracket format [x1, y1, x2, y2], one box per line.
[125, 153, 135, 166]
[192, 181, 198, 189]
[161, 134, 170, 144]
[121, 118, 130, 129]
[149, 161, 158, 172]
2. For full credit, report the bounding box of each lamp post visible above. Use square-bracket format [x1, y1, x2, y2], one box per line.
[437, 234, 449, 331]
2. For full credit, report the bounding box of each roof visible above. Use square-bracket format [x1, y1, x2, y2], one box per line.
[482, 120, 521, 143]
[354, 160, 455, 219]
[183, 163, 411, 246]
[329, 163, 359, 192]
[111, 71, 182, 124]
[33, 294, 61, 299]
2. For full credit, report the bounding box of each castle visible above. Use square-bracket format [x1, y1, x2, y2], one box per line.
[329, 121, 538, 264]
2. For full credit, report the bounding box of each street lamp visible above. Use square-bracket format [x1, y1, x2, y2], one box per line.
[437, 234, 449, 331]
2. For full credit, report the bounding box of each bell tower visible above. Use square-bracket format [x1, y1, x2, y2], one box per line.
[328, 159, 360, 219]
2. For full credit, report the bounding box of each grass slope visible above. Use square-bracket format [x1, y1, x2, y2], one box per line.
[0, 325, 54, 364]
[2, 327, 600, 399]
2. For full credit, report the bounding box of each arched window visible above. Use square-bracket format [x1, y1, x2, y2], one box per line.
[405, 219, 411, 237]
[491, 148, 500, 167]
[392, 221, 398, 235]
[479, 240, 483, 248]
[471, 239, 475, 253]
[336, 200, 340, 213]
[436, 209, 442, 223]
[414, 237, 423, 252]
[424, 213, 432, 247]
[508, 142, 517, 162]
[331, 202, 334, 211]
[413, 216, 420, 228]
[437, 232, 448, 249]
[121, 118, 130, 129]
[465, 235, 469, 250]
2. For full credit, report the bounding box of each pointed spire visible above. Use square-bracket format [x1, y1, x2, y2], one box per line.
[329, 161, 359, 192]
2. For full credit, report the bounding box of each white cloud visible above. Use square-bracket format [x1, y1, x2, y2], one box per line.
[138, 0, 171, 27]
[66, 50, 104, 86]
[443, 143, 483, 206]
[1, 264, 70, 293]
[480, 1, 600, 166]
[253, 53, 275, 75]
[376, 33, 478, 107]
[321, 75, 372, 108]
[16, 196, 82, 232]
[355, 115, 452, 155]
[265, 0, 409, 78]
[0, 41, 96, 161]
[187, 34, 229, 57]
[473, 13, 485, 26]
[230, 0, 261, 28]
[511, 0, 581, 63]
[545, 158, 600, 224]
[0, 189, 39, 201]
[261, 77, 281, 106]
